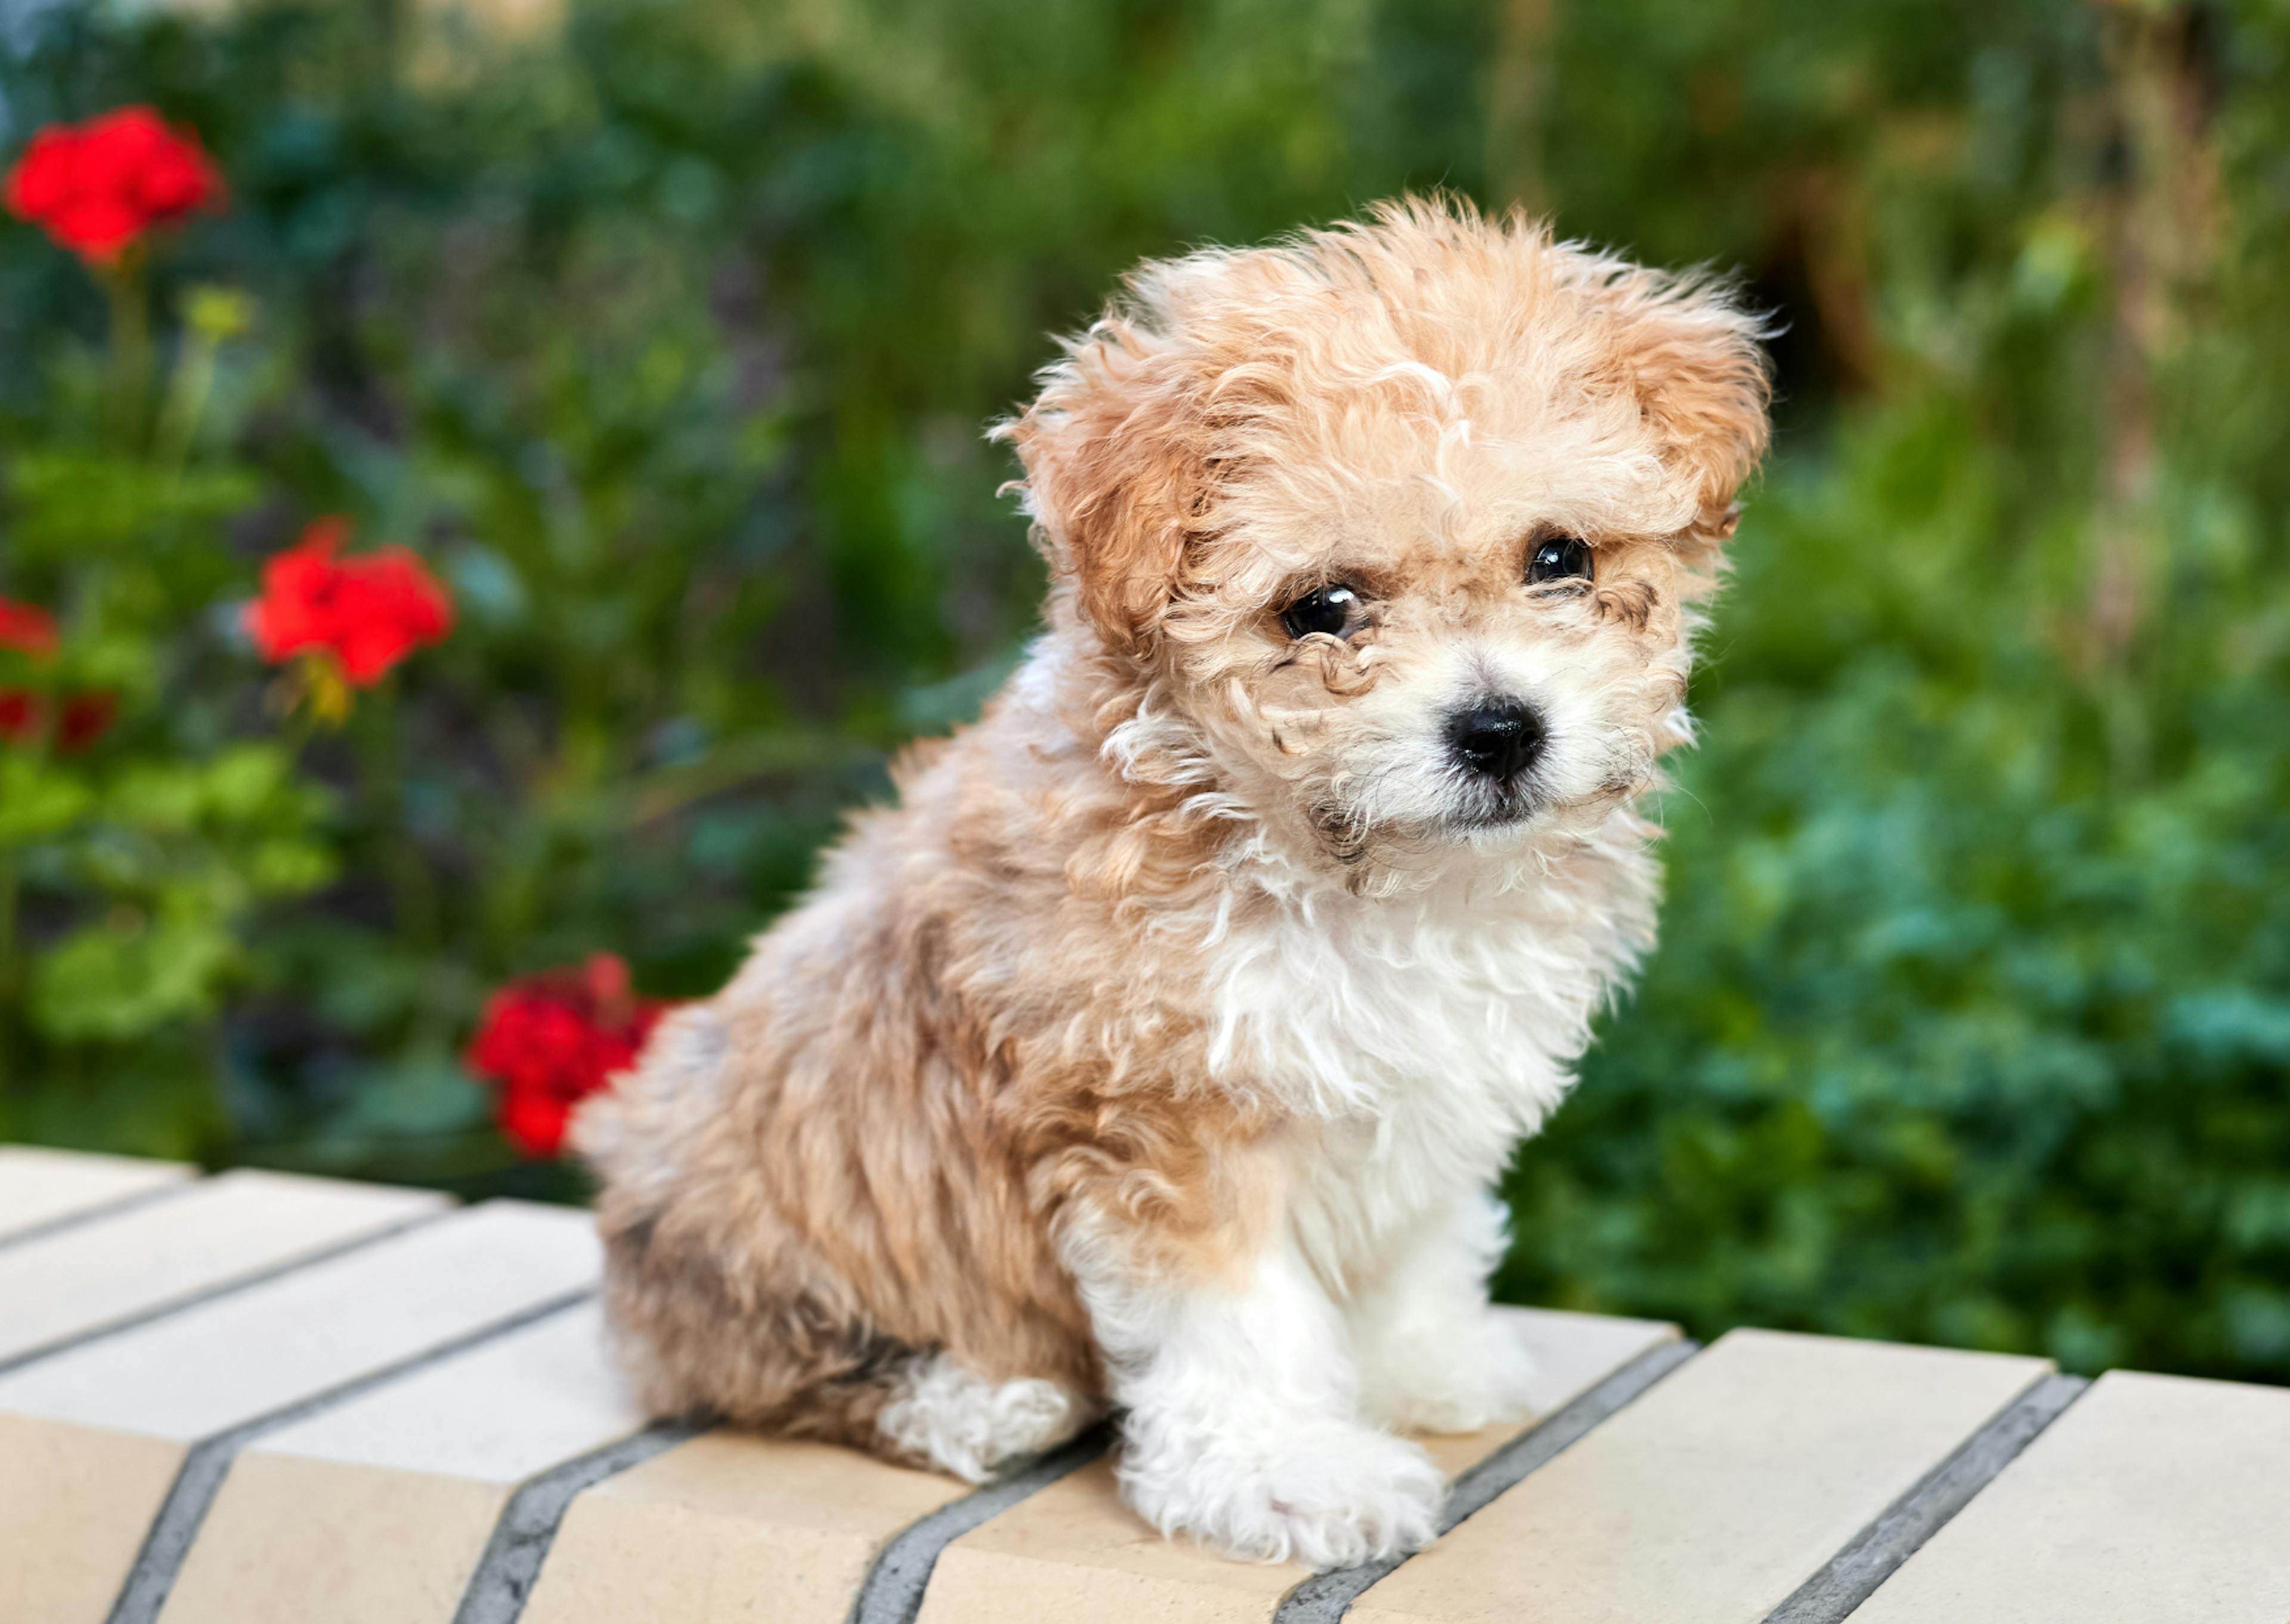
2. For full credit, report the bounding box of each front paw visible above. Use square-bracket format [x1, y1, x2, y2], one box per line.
[1118, 1421, 1444, 1570]
[1360, 1310, 1540, 1435]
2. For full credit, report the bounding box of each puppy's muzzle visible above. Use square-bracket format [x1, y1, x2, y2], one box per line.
[1447, 698, 1546, 783]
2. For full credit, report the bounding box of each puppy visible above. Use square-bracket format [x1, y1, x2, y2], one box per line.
[577, 196, 1768, 1570]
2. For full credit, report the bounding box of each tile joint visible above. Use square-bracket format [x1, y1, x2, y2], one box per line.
[0, 1205, 457, 1378]
[849, 1420, 1118, 1624]
[451, 1416, 707, 1624]
[1275, 1335, 1705, 1624]
[1758, 1369, 2091, 1624]
[0, 1175, 200, 1254]
[99, 1287, 596, 1624]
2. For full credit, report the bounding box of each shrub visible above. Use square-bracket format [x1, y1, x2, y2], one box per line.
[0, 0, 2282, 1375]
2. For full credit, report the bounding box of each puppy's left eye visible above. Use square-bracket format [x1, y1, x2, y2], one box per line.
[1281, 584, 1364, 640]
[1528, 537, 1593, 584]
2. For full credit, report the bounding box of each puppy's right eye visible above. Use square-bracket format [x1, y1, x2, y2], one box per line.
[1281, 585, 1363, 641]
[1528, 535, 1593, 584]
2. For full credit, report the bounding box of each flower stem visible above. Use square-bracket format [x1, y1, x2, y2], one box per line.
[97, 251, 153, 446]
[157, 325, 216, 473]
[350, 682, 442, 952]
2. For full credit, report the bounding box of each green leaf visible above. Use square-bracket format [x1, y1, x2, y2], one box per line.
[0, 756, 95, 844]
[29, 907, 238, 1040]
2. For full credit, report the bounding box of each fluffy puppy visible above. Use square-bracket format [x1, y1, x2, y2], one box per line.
[578, 196, 1768, 1569]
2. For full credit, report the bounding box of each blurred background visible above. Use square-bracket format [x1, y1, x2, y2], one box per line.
[0, 0, 2284, 1385]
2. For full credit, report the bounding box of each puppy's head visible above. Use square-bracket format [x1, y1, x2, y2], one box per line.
[999, 198, 1769, 877]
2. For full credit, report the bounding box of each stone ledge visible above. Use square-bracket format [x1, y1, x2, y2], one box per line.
[1, 1149, 2285, 1624]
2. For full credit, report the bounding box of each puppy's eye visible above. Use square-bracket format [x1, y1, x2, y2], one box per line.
[1528, 537, 1593, 585]
[1281, 584, 1364, 641]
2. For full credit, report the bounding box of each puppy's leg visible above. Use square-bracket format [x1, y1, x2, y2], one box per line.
[1070, 1222, 1444, 1570]
[583, 1006, 1097, 1483]
[1350, 1189, 1539, 1436]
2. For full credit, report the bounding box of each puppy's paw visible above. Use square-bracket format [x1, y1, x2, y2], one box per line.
[1121, 1422, 1444, 1570]
[877, 1355, 1091, 1483]
[1359, 1310, 1540, 1436]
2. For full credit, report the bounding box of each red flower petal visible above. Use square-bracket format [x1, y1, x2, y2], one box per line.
[497, 1087, 574, 1158]
[0, 690, 41, 743]
[58, 692, 117, 752]
[0, 597, 58, 659]
[2, 129, 76, 221]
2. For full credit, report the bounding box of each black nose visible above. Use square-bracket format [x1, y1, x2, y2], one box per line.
[1448, 699, 1545, 780]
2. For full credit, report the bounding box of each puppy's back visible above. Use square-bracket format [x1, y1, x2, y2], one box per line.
[574, 745, 1104, 1453]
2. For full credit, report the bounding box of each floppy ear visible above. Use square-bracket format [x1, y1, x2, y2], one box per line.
[994, 317, 1216, 653]
[1593, 266, 1772, 537]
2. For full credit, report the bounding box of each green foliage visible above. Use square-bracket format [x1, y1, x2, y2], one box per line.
[0, 266, 333, 1154]
[0, 0, 2283, 1373]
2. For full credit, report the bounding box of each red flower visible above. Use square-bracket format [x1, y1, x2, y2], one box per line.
[0, 690, 36, 743]
[4, 106, 225, 263]
[57, 691, 118, 751]
[0, 597, 58, 659]
[0, 689, 118, 752]
[465, 953, 667, 1158]
[0, 601, 112, 753]
[245, 518, 454, 687]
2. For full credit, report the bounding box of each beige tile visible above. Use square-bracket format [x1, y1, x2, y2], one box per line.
[160, 1302, 642, 1624]
[917, 1307, 1679, 1624]
[1347, 1328, 2051, 1624]
[522, 1431, 978, 1624]
[0, 1169, 445, 1363]
[921, 1456, 1293, 1624]
[0, 1146, 191, 1239]
[0, 1201, 598, 1624]
[170, 1456, 506, 1623]
[0, 1412, 188, 1624]
[1847, 1369, 2290, 1624]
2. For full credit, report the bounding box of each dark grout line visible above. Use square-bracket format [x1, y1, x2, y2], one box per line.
[0, 1175, 204, 1254]
[0, 1205, 458, 1378]
[849, 1421, 1118, 1624]
[451, 1416, 708, 1624]
[101, 1288, 596, 1624]
[1275, 1335, 1706, 1624]
[1759, 1370, 2091, 1624]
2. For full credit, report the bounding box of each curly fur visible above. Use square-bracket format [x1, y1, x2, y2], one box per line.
[577, 196, 1769, 1570]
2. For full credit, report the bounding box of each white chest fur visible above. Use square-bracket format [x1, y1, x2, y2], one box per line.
[1202, 827, 1660, 1282]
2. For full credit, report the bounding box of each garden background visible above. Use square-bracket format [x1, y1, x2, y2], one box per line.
[1, 0, 2285, 1387]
